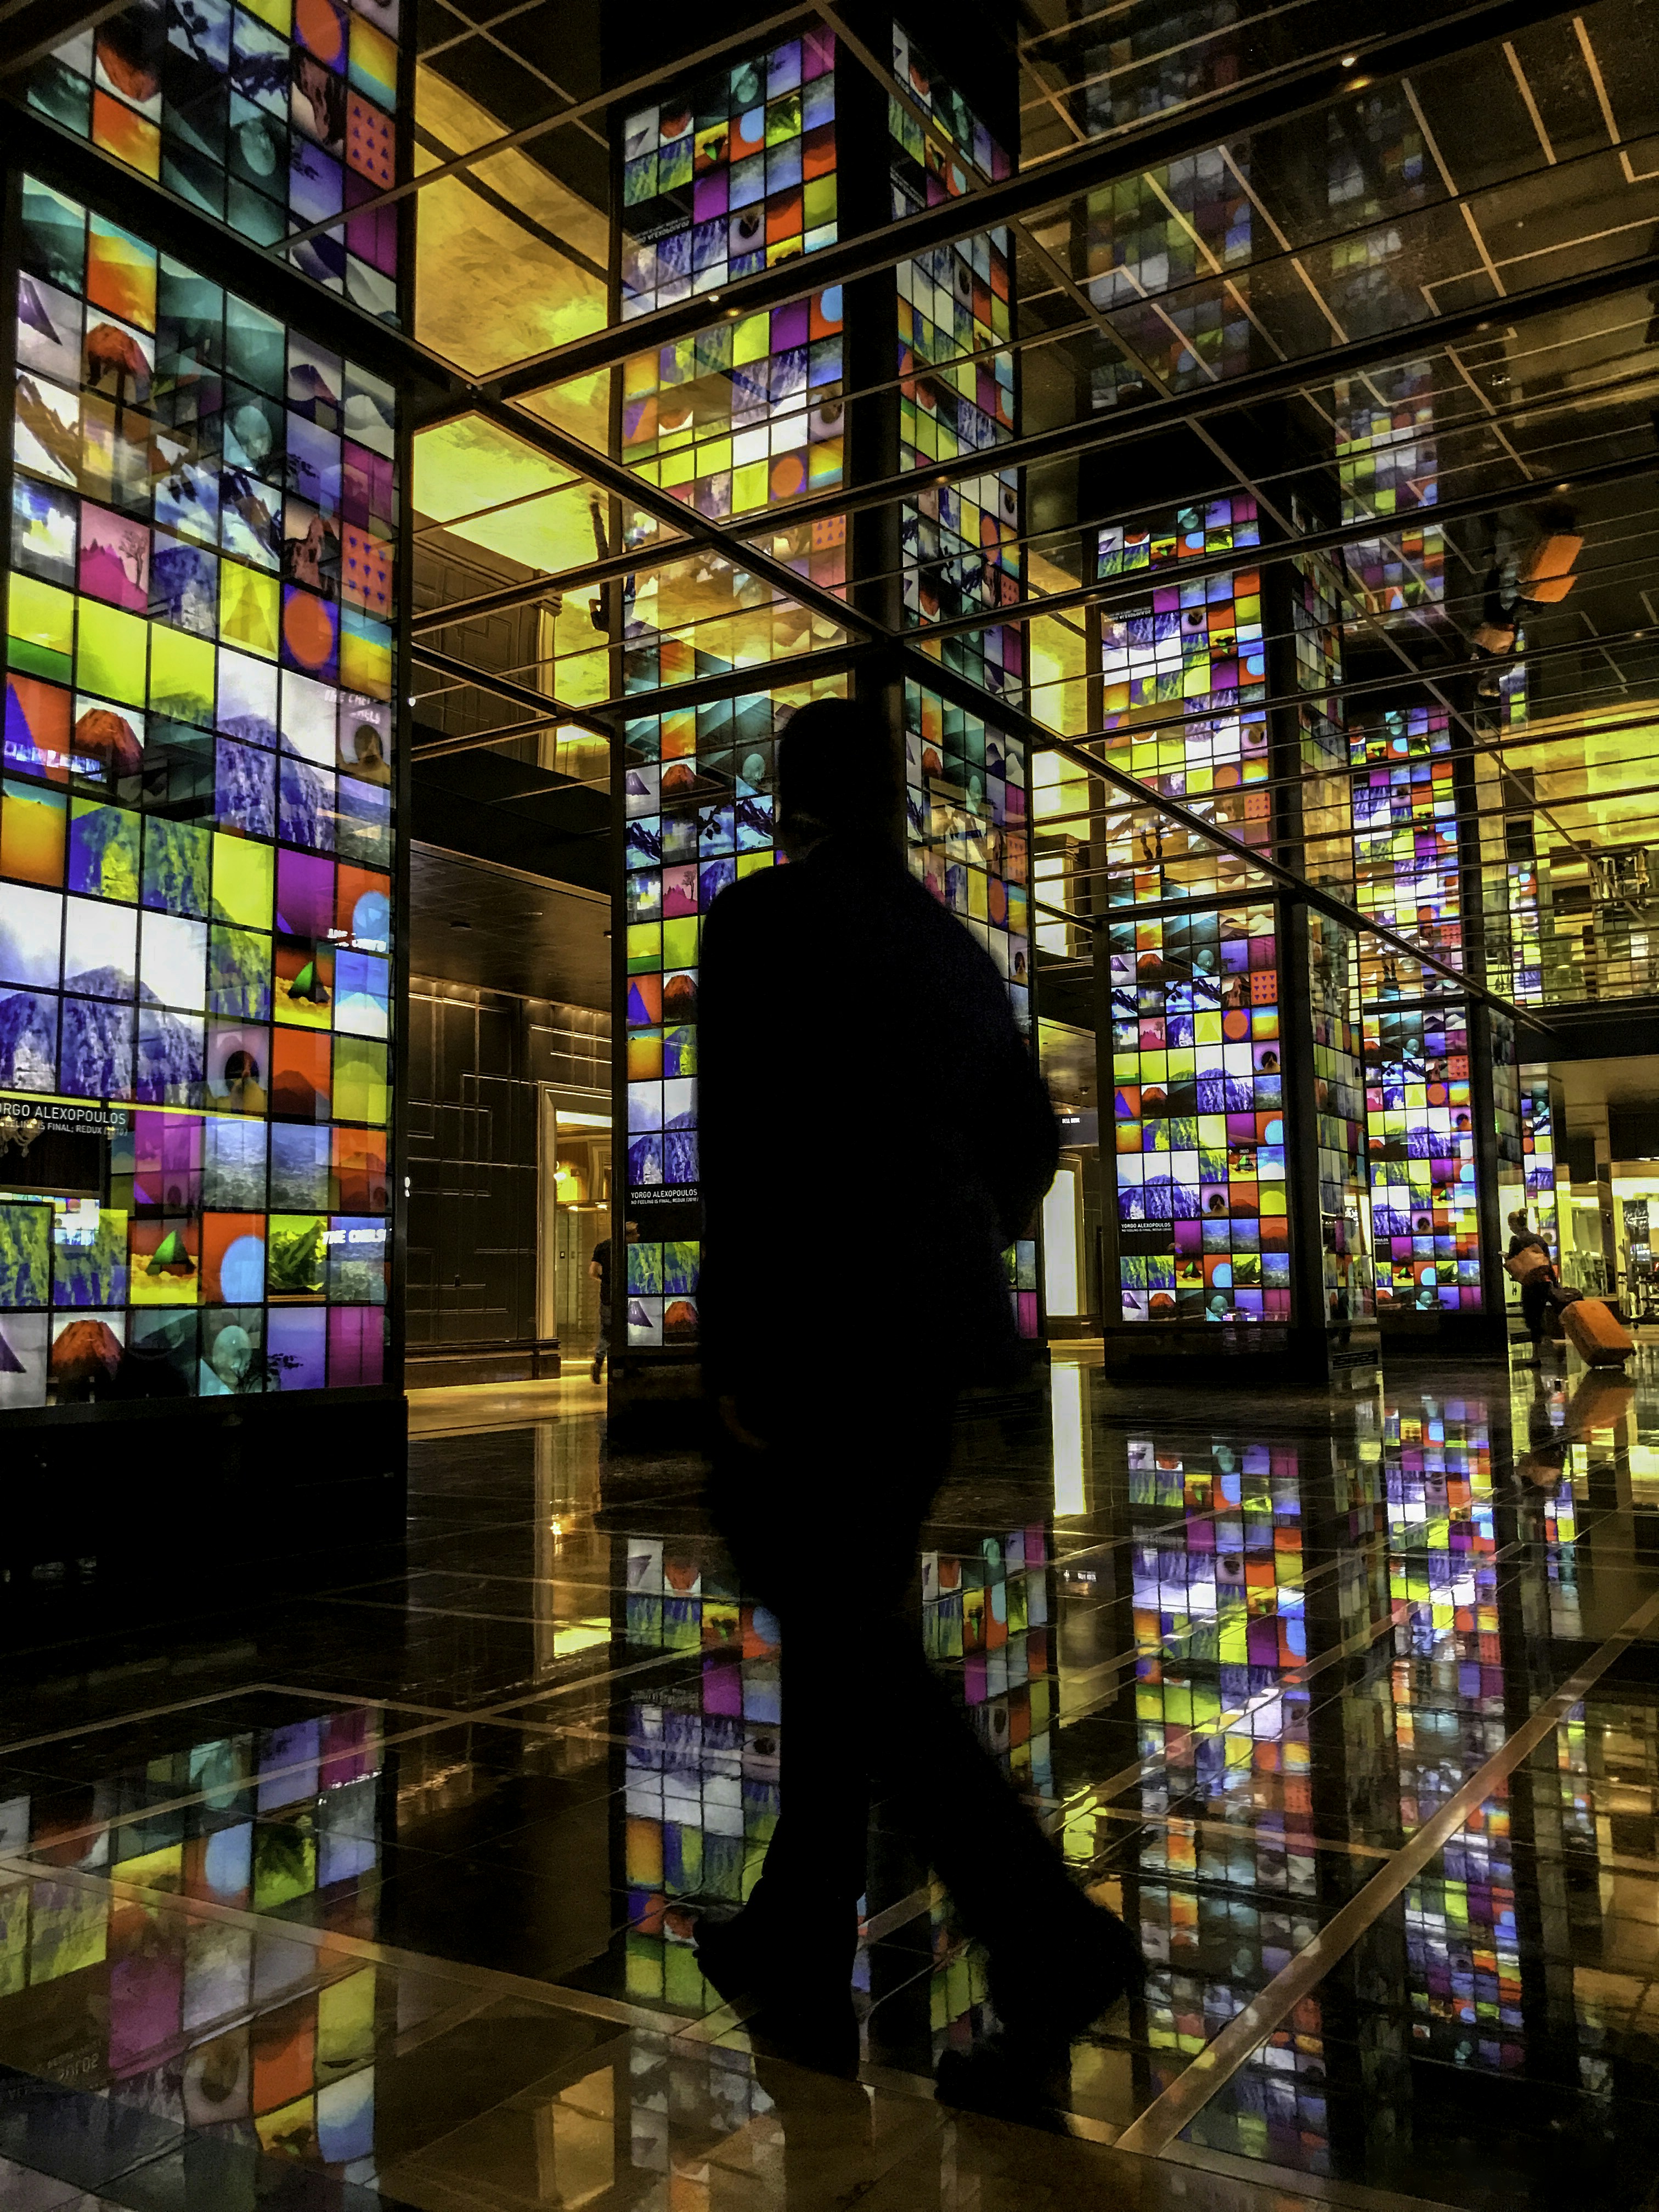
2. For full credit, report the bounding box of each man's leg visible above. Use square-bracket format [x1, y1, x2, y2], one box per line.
[591, 1304, 610, 1383]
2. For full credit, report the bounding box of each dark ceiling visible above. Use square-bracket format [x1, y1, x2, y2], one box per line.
[409, 843, 611, 1008]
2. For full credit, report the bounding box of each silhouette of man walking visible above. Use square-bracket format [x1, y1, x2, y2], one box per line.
[696, 697, 1139, 2088]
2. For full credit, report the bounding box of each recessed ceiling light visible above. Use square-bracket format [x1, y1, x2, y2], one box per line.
[1341, 51, 1356, 64]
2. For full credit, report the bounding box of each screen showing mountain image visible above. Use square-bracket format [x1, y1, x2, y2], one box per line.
[1110, 900, 1289, 1324]
[0, 179, 397, 1406]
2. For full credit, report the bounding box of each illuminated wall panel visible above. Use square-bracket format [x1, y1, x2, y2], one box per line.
[620, 32, 837, 317]
[892, 29, 1021, 707]
[617, 33, 842, 527]
[1109, 900, 1289, 1327]
[1097, 497, 1269, 846]
[1309, 910, 1373, 1322]
[1363, 1005, 1482, 1313]
[1349, 707, 1461, 983]
[1, 177, 396, 1406]
[618, 294, 845, 526]
[29, 0, 403, 323]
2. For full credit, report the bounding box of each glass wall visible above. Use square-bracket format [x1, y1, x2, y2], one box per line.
[2, 175, 397, 1406]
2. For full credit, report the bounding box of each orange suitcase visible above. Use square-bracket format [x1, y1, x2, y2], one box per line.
[1560, 1294, 1634, 1366]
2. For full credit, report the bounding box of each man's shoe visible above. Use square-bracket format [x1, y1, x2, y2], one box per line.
[590, 1357, 603, 1384]
[985, 1894, 1144, 2038]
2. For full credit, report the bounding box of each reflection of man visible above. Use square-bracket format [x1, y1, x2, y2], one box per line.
[587, 1219, 637, 1384]
[697, 698, 1140, 2092]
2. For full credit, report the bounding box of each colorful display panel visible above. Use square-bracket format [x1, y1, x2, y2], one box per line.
[0, 1705, 382, 2159]
[1109, 900, 1289, 1325]
[620, 30, 837, 318]
[1308, 910, 1373, 1322]
[905, 676, 1029, 1018]
[29, 0, 403, 324]
[618, 290, 846, 523]
[1350, 705, 1461, 994]
[1097, 497, 1269, 851]
[891, 29, 1022, 707]
[620, 680, 836, 1349]
[2, 177, 396, 1404]
[1363, 1003, 1482, 1313]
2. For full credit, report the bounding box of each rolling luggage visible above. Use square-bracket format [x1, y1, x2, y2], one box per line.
[1558, 1292, 1634, 1367]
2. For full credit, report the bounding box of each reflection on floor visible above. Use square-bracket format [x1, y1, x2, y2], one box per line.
[4, 1352, 1659, 2209]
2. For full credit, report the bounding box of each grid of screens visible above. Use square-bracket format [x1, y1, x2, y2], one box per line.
[1109, 900, 1289, 1325]
[891, 31, 1021, 706]
[1363, 1003, 1482, 1312]
[1097, 498, 1268, 832]
[620, 30, 837, 318]
[903, 676, 1036, 1337]
[30, 0, 402, 324]
[0, 1706, 382, 2157]
[1085, 152, 1251, 409]
[618, 290, 845, 522]
[2, 178, 396, 1406]
[1308, 910, 1373, 1322]
[1350, 706, 1462, 984]
[622, 689, 819, 1347]
[905, 678, 1029, 1018]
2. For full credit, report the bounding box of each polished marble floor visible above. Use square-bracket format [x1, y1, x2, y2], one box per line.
[4, 1347, 1659, 2209]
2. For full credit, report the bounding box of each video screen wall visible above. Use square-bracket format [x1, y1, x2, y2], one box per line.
[29, 0, 403, 324]
[618, 291, 845, 525]
[1097, 496, 1269, 840]
[1109, 899, 1289, 1326]
[1308, 910, 1373, 1322]
[891, 27, 1021, 707]
[622, 683, 843, 1348]
[620, 30, 837, 318]
[1350, 707, 1461, 985]
[1363, 1002, 1482, 1312]
[1, 177, 396, 1407]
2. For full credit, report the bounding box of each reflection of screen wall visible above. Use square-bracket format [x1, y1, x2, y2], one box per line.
[1, 177, 397, 1408]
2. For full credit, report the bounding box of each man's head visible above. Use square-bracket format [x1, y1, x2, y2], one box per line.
[624, 1219, 640, 1243]
[776, 699, 899, 856]
[1508, 1208, 1530, 1234]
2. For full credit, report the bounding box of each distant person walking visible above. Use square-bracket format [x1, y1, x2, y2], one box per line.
[588, 1219, 637, 1383]
[1507, 1209, 1558, 1364]
[696, 697, 1141, 2093]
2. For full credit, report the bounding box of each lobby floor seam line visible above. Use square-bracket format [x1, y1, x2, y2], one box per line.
[1110, 1578, 1659, 2161]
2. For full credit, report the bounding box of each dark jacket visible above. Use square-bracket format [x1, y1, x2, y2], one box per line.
[697, 834, 1058, 1395]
